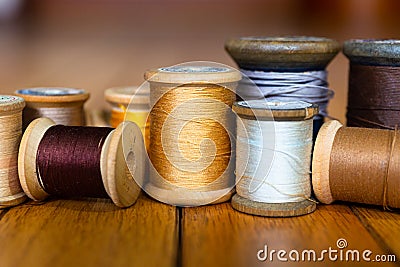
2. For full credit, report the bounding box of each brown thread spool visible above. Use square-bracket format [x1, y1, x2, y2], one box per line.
[15, 87, 89, 128]
[0, 95, 26, 208]
[344, 39, 400, 129]
[144, 64, 241, 206]
[18, 118, 145, 207]
[312, 120, 400, 209]
[104, 86, 150, 151]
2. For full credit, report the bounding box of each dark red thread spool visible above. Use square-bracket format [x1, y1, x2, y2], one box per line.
[18, 118, 145, 207]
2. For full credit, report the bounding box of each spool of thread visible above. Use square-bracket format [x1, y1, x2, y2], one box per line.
[344, 39, 400, 129]
[225, 36, 339, 139]
[15, 87, 89, 128]
[232, 100, 318, 217]
[104, 86, 150, 151]
[18, 117, 145, 207]
[313, 120, 400, 209]
[144, 64, 241, 206]
[0, 95, 26, 208]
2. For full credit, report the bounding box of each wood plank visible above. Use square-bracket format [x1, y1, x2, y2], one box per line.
[0, 194, 178, 267]
[182, 203, 396, 267]
[352, 206, 400, 259]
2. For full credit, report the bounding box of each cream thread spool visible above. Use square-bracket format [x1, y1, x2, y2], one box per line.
[104, 86, 150, 151]
[18, 118, 145, 207]
[15, 87, 89, 128]
[0, 95, 26, 207]
[144, 64, 241, 206]
[232, 100, 318, 217]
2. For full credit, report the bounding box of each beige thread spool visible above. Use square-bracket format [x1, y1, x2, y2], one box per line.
[144, 65, 241, 206]
[232, 100, 318, 217]
[18, 118, 145, 207]
[0, 95, 26, 208]
[312, 120, 400, 209]
[105, 86, 150, 151]
[15, 87, 89, 128]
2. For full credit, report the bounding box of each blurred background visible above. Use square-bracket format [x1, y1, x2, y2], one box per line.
[0, 0, 399, 122]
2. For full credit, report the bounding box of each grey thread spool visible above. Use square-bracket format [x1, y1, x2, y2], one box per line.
[344, 39, 400, 129]
[225, 36, 340, 139]
[15, 87, 89, 128]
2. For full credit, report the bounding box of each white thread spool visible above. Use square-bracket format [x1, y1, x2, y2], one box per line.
[232, 100, 318, 217]
[0, 95, 26, 208]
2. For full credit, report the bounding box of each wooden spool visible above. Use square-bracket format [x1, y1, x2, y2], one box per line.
[144, 64, 241, 206]
[225, 36, 339, 139]
[225, 36, 340, 71]
[344, 39, 400, 66]
[344, 39, 400, 129]
[312, 120, 400, 208]
[0, 95, 26, 207]
[15, 87, 89, 128]
[232, 100, 318, 217]
[104, 86, 150, 151]
[18, 118, 145, 207]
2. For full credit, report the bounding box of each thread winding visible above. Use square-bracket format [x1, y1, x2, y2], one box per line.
[36, 125, 113, 198]
[239, 70, 332, 117]
[312, 120, 400, 209]
[105, 86, 150, 150]
[145, 64, 241, 206]
[150, 84, 235, 190]
[15, 87, 88, 128]
[0, 96, 26, 207]
[347, 64, 400, 129]
[235, 101, 314, 204]
[110, 106, 150, 151]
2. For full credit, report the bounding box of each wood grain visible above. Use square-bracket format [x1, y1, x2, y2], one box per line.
[182, 203, 396, 267]
[352, 206, 400, 259]
[0, 195, 178, 267]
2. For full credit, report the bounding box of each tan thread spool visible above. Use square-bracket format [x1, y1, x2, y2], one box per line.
[0, 95, 26, 208]
[15, 87, 89, 128]
[144, 65, 241, 206]
[18, 118, 145, 207]
[104, 86, 150, 151]
[313, 120, 400, 209]
[232, 100, 318, 217]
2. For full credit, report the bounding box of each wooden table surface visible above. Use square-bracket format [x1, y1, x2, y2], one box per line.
[0, 195, 398, 267]
[0, 31, 398, 267]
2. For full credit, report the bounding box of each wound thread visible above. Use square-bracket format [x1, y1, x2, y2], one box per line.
[19, 118, 144, 208]
[36, 125, 113, 198]
[346, 64, 400, 129]
[312, 120, 400, 209]
[0, 95, 26, 207]
[236, 119, 313, 203]
[235, 100, 317, 204]
[15, 87, 89, 128]
[105, 86, 150, 151]
[144, 64, 241, 206]
[239, 70, 333, 117]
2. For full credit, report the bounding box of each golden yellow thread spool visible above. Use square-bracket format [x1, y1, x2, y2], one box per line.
[144, 64, 241, 206]
[15, 87, 89, 128]
[0, 95, 26, 208]
[105, 86, 150, 151]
